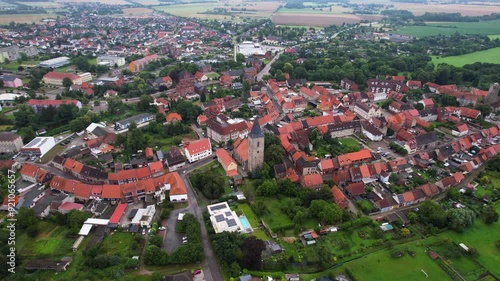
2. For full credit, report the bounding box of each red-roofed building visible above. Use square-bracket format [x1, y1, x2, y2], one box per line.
[166, 112, 182, 123]
[197, 114, 208, 126]
[407, 80, 422, 89]
[345, 182, 365, 197]
[300, 173, 323, 189]
[167, 172, 187, 201]
[331, 186, 349, 209]
[27, 99, 82, 113]
[43, 72, 83, 86]
[216, 148, 238, 177]
[58, 201, 84, 213]
[452, 123, 469, 137]
[184, 138, 212, 163]
[145, 147, 154, 160]
[109, 203, 127, 225]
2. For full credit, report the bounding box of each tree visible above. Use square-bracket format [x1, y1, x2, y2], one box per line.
[256, 179, 279, 196]
[448, 208, 475, 233]
[317, 241, 334, 268]
[264, 144, 285, 167]
[418, 200, 447, 228]
[310, 200, 342, 224]
[292, 66, 307, 79]
[16, 207, 38, 230]
[236, 53, 245, 63]
[483, 205, 499, 224]
[212, 232, 243, 266]
[74, 56, 91, 71]
[138, 94, 153, 112]
[190, 172, 225, 199]
[28, 78, 41, 90]
[67, 210, 91, 234]
[400, 228, 410, 237]
[240, 237, 265, 270]
[127, 127, 149, 153]
[62, 77, 73, 88]
[242, 80, 251, 95]
[149, 235, 163, 247]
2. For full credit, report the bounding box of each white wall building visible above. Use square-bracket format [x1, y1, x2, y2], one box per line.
[97, 56, 126, 67]
[20, 137, 56, 157]
[183, 138, 212, 163]
[207, 202, 245, 234]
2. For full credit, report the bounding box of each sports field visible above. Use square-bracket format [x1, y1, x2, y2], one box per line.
[396, 20, 500, 37]
[432, 47, 500, 67]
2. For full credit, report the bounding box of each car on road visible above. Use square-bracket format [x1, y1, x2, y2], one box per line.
[141, 229, 146, 235]
[159, 226, 166, 231]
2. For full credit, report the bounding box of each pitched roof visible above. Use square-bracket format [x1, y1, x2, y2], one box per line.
[168, 172, 187, 195]
[184, 138, 211, 155]
[166, 112, 182, 122]
[216, 148, 236, 169]
[301, 173, 323, 188]
[345, 182, 365, 196]
[249, 118, 264, 138]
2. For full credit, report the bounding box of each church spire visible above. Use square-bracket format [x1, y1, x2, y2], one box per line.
[249, 118, 263, 139]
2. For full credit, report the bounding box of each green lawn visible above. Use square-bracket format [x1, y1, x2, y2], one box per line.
[345, 243, 451, 281]
[259, 197, 294, 231]
[395, 20, 500, 37]
[437, 202, 500, 277]
[339, 137, 359, 147]
[432, 47, 500, 67]
[233, 203, 270, 241]
[488, 34, 500, 40]
[431, 242, 485, 280]
[205, 72, 220, 80]
[0, 60, 39, 70]
[18, 221, 74, 257]
[101, 231, 138, 258]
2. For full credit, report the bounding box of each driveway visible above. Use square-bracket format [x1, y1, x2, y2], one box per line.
[161, 156, 223, 281]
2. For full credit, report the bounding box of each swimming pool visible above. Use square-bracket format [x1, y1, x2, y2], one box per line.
[239, 216, 251, 229]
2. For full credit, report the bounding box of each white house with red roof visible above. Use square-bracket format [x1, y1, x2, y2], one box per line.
[27, 99, 82, 112]
[43, 72, 83, 86]
[183, 138, 212, 163]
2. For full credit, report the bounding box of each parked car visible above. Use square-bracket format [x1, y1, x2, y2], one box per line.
[141, 229, 146, 235]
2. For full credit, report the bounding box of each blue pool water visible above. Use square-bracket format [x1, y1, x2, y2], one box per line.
[239, 216, 251, 229]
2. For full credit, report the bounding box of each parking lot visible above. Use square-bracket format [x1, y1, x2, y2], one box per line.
[367, 140, 395, 159]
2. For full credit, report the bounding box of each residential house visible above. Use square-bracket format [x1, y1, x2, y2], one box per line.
[353, 102, 383, 119]
[206, 119, 249, 144]
[300, 173, 323, 190]
[452, 123, 469, 137]
[1, 75, 22, 88]
[340, 78, 358, 91]
[216, 148, 238, 177]
[0, 132, 23, 153]
[183, 138, 212, 163]
[331, 186, 349, 209]
[27, 99, 82, 113]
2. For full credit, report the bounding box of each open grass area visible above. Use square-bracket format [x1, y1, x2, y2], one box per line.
[488, 34, 500, 40]
[431, 242, 485, 280]
[101, 231, 137, 258]
[233, 203, 270, 241]
[17, 221, 74, 258]
[437, 202, 500, 277]
[395, 20, 500, 37]
[0, 60, 40, 70]
[339, 137, 360, 148]
[345, 242, 452, 281]
[432, 47, 500, 67]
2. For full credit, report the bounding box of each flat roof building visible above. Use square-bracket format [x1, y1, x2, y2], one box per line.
[20, 137, 55, 157]
[115, 113, 154, 131]
[97, 56, 125, 67]
[39, 56, 70, 68]
[207, 202, 245, 234]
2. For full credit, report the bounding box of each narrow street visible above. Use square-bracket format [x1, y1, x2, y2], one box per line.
[160, 156, 223, 281]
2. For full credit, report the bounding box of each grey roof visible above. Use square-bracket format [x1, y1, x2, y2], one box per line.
[17, 188, 45, 209]
[1, 75, 19, 82]
[415, 131, 439, 146]
[248, 119, 263, 139]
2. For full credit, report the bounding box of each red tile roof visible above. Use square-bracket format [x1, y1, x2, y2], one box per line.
[27, 99, 80, 107]
[109, 203, 127, 224]
[216, 148, 236, 170]
[168, 172, 187, 195]
[166, 112, 182, 122]
[185, 138, 211, 155]
[43, 71, 79, 80]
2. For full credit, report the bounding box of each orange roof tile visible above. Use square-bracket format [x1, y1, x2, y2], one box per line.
[168, 172, 187, 195]
[102, 184, 122, 199]
[166, 112, 182, 123]
[185, 138, 211, 155]
[216, 148, 236, 169]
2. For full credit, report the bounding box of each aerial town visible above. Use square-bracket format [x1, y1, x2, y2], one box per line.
[1, 1, 500, 281]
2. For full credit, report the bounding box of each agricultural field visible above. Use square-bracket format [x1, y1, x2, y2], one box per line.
[432, 47, 500, 67]
[20, 1, 63, 8]
[0, 14, 57, 24]
[272, 13, 382, 27]
[122, 7, 154, 16]
[55, 0, 128, 4]
[155, 1, 281, 20]
[489, 35, 500, 40]
[276, 6, 353, 15]
[0, 0, 16, 7]
[395, 20, 500, 37]
[393, 3, 500, 16]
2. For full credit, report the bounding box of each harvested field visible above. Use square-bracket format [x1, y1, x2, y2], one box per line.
[0, 14, 57, 24]
[21, 1, 63, 8]
[277, 6, 353, 14]
[272, 13, 382, 27]
[132, 0, 161, 4]
[55, 0, 128, 4]
[122, 7, 153, 15]
[394, 3, 500, 16]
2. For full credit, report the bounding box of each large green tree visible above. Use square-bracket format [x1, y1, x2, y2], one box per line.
[447, 208, 475, 233]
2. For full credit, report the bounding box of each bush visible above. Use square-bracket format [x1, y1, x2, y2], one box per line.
[26, 224, 39, 237]
[149, 235, 163, 247]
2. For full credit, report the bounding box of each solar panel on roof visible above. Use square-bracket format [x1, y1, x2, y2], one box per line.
[210, 204, 226, 211]
[225, 211, 232, 216]
[227, 219, 237, 227]
[215, 215, 225, 222]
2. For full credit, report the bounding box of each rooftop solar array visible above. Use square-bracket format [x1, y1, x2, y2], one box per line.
[227, 219, 237, 227]
[209, 203, 226, 212]
[215, 214, 225, 222]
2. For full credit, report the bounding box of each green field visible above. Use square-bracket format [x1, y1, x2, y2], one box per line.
[396, 20, 500, 37]
[233, 203, 270, 241]
[0, 60, 40, 70]
[488, 34, 500, 40]
[346, 243, 452, 281]
[432, 47, 500, 67]
[155, 4, 222, 17]
[437, 202, 500, 277]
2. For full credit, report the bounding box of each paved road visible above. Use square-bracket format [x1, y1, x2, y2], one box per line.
[256, 50, 283, 82]
[161, 156, 223, 281]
